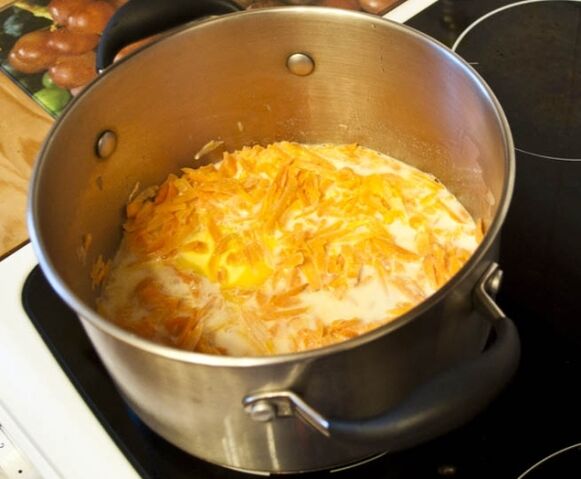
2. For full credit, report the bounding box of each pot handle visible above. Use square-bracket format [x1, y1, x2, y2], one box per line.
[243, 263, 520, 448]
[96, 0, 242, 71]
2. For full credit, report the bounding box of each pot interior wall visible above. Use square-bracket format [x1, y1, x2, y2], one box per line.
[32, 8, 509, 307]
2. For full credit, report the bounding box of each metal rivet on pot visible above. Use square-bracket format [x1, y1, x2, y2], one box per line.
[487, 269, 503, 296]
[96, 130, 117, 159]
[246, 400, 276, 422]
[287, 53, 315, 76]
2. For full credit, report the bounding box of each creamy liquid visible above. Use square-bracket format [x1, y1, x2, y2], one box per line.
[97, 142, 482, 356]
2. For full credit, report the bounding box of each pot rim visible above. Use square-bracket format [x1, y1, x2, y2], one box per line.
[27, 6, 516, 368]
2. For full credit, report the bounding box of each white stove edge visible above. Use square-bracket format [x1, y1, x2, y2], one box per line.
[0, 244, 141, 479]
[0, 3, 436, 477]
[384, 0, 436, 23]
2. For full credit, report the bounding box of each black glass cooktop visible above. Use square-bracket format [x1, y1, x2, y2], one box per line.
[22, 1, 581, 478]
[450, 1, 581, 160]
[22, 263, 581, 479]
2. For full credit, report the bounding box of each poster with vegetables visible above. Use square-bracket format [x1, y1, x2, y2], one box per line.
[0, 0, 400, 117]
[0, 0, 124, 117]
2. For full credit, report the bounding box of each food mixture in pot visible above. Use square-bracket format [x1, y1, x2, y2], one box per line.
[97, 142, 483, 356]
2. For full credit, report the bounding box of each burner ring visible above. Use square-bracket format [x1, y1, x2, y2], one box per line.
[517, 442, 581, 478]
[452, 0, 581, 162]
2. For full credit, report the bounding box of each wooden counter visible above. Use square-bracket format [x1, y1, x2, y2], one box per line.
[0, 0, 53, 258]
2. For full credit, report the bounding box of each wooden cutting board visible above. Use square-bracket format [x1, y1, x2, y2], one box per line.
[0, 0, 53, 258]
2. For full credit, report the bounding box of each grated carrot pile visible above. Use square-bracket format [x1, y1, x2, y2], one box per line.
[97, 142, 483, 356]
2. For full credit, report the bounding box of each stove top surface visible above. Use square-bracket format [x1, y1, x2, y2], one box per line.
[451, 0, 581, 161]
[22, 1, 581, 477]
[22, 263, 581, 479]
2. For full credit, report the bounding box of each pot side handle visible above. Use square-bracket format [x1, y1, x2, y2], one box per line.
[243, 263, 520, 449]
[96, 0, 242, 71]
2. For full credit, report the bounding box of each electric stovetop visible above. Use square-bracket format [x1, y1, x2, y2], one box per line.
[22, 1, 581, 477]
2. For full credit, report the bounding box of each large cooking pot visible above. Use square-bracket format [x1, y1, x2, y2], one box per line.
[28, 0, 518, 473]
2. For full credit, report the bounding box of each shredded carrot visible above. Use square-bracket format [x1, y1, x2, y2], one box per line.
[97, 141, 481, 356]
[76, 233, 93, 265]
[90, 254, 110, 290]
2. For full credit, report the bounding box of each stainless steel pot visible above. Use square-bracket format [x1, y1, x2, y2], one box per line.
[28, 0, 518, 473]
